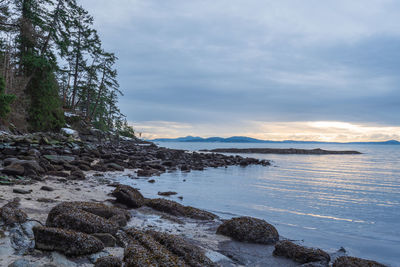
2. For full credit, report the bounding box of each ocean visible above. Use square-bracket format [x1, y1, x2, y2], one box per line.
[118, 142, 400, 266]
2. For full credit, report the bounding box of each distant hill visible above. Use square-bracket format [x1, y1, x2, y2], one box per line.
[151, 136, 400, 145]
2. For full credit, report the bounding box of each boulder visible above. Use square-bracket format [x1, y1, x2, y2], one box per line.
[43, 155, 75, 163]
[146, 230, 215, 267]
[124, 229, 186, 267]
[333, 256, 386, 267]
[273, 241, 330, 265]
[106, 163, 124, 172]
[70, 170, 85, 180]
[112, 185, 145, 208]
[46, 202, 128, 234]
[46, 208, 119, 234]
[2, 164, 25, 176]
[94, 256, 122, 267]
[216, 217, 279, 244]
[13, 188, 32, 194]
[2, 159, 45, 176]
[146, 198, 217, 220]
[92, 233, 117, 247]
[47, 202, 130, 225]
[33, 226, 104, 256]
[0, 198, 28, 226]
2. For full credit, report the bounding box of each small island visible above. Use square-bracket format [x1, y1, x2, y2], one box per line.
[200, 148, 362, 155]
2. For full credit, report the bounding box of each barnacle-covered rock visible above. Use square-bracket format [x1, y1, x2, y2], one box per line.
[124, 228, 186, 267]
[46, 201, 128, 234]
[146, 198, 217, 220]
[33, 226, 104, 256]
[95, 256, 122, 267]
[112, 185, 145, 208]
[333, 256, 386, 267]
[0, 198, 28, 226]
[146, 230, 215, 267]
[217, 216, 279, 244]
[273, 240, 330, 265]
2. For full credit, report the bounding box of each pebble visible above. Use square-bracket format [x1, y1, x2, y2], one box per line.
[13, 188, 31, 195]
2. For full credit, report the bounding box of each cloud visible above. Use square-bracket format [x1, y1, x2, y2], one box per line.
[81, 0, 400, 139]
[131, 120, 400, 142]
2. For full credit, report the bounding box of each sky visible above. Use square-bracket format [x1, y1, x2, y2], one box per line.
[81, 0, 400, 141]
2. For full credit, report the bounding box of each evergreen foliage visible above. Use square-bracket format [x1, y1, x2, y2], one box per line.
[0, 75, 16, 119]
[0, 0, 134, 135]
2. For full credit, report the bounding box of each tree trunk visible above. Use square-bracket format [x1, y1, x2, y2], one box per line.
[89, 66, 106, 121]
[70, 28, 81, 108]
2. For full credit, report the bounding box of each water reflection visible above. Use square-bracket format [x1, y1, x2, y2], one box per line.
[117, 142, 400, 266]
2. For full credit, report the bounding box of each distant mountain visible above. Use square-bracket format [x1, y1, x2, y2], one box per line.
[151, 136, 400, 145]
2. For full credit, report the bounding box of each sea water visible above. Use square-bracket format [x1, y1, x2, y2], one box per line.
[118, 142, 400, 266]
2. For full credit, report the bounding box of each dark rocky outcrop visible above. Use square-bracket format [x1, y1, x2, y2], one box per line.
[124, 228, 186, 266]
[95, 256, 122, 267]
[112, 185, 145, 208]
[216, 217, 279, 244]
[146, 230, 215, 267]
[46, 208, 119, 235]
[0, 198, 28, 226]
[123, 228, 215, 267]
[273, 240, 330, 265]
[157, 191, 177, 196]
[201, 148, 361, 155]
[333, 256, 387, 267]
[92, 233, 117, 247]
[46, 201, 130, 234]
[33, 226, 104, 256]
[146, 198, 217, 220]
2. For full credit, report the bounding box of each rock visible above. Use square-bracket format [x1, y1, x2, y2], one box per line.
[41, 186, 54, 192]
[148, 179, 156, 183]
[70, 170, 85, 180]
[2, 164, 25, 176]
[2, 159, 45, 176]
[146, 230, 215, 267]
[137, 169, 155, 177]
[273, 241, 330, 265]
[0, 198, 28, 226]
[27, 149, 41, 158]
[92, 233, 117, 247]
[157, 191, 177, 196]
[47, 201, 130, 227]
[146, 198, 217, 220]
[124, 228, 186, 266]
[216, 217, 279, 244]
[13, 188, 32, 194]
[95, 256, 122, 267]
[10, 221, 39, 255]
[106, 163, 124, 171]
[112, 185, 145, 208]
[46, 205, 119, 235]
[33, 226, 104, 256]
[44, 155, 75, 163]
[47, 209, 119, 234]
[333, 256, 386, 267]
[47, 171, 69, 178]
[61, 128, 79, 139]
[8, 259, 38, 267]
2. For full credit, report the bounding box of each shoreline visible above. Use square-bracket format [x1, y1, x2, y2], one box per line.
[0, 132, 387, 266]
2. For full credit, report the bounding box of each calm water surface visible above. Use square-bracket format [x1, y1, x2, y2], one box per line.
[118, 142, 400, 266]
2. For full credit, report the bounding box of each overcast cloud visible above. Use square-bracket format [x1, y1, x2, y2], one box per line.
[81, 0, 400, 140]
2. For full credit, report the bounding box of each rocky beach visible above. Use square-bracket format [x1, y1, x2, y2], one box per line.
[0, 130, 387, 267]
